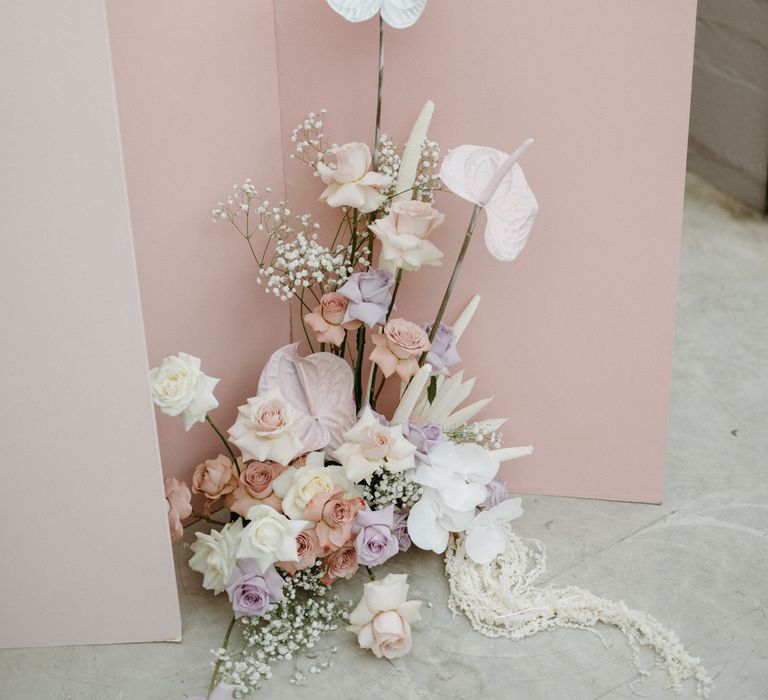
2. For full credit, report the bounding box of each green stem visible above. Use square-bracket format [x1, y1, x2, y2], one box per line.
[366, 566, 377, 582]
[354, 325, 365, 409]
[418, 204, 482, 367]
[205, 416, 240, 476]
[373, 14, 385, 165]
[188, 512, 227, 528]
[208, 616, 236, 696]
[367, 268, 402, 405]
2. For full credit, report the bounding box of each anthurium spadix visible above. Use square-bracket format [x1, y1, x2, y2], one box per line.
[438, 139, 539, 261]
[326, 0, 427, 28]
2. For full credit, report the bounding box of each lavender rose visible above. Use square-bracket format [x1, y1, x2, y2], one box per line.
[339, 268, 394, 328]
[392, 507, 411, 552]
[404, 421, 446, 465]
[422, 322, 461, 376]
[354, 505, 399, 567]
[483, 479, 509, 509]
[225, 559, 285, 620]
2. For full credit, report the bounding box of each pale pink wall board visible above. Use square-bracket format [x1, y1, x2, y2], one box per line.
[0, 0, 180, 647]
[273, 0, 697, 503]
[105, 0, 287, 484]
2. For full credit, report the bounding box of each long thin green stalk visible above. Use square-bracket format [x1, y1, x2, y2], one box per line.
[418, 204, 482, 366]
[205, 416, 241, 475]
[208, 616, 236, 695]
[373, 14, 385, 165]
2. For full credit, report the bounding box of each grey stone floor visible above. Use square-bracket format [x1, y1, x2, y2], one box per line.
[2, 173, 766, 699]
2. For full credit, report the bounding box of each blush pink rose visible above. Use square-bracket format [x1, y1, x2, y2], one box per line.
[317, 142, 393, 213]
[348, 573, 422, 659]
[304, 489, 362, 550]
[370, 201, 445, 271]
[304, 293, 362, 347]
[369, 317, 431, 382]
[164, 477, 192, 544]
[319, 542, 359, 585]
[192, 454, 238, 505]
[225, 461, 286, 518]
[275, 529, 322, 576]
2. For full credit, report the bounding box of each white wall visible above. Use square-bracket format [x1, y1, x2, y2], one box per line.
[0, 0, 181, 647]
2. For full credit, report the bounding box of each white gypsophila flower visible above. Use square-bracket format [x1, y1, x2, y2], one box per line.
[238, 505, 311, 571]
[149, 352, 219, 430]
[326, 0, 427, 29]
[272, 458, 358, 521]
[227, 388, 306, 465]
[290, 109, 328, 170]
[189, 519, 243, 594]
[334, 406, 417, 483]
[464, 497, 524, 564]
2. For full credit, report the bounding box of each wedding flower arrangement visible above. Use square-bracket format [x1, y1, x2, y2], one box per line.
[154, 3, 712, 698]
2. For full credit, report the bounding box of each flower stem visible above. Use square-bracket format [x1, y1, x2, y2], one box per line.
[188, 511, 227, 528]
[208, 615, 236, 696]
[366, 566, 377, 582]
[205, 416, 241, 476]
[366, 268, 402, 405]
[418, 204, 482, 366]
[373, 14, 385, 166]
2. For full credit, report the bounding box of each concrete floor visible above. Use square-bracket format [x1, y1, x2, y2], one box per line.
[1, 173, 766, 699]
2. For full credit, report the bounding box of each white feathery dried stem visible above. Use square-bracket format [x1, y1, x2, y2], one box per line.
[392, 363, 432, 424]
[393, 100, 435, 202]
[451, 294, 481, 341]
[443, 397, 494, 429]
[490, 446, 534, 463]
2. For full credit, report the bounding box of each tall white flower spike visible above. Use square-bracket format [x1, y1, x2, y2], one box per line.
[439, 139, 539, 262]
[326, 0, 428, 29]
[393, 100, 434, 202]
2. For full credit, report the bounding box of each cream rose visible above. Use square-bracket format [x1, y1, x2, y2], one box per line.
[369, 201, 444, 271]
[238, 505, 311, 571]
[188, 519, 243, 594]
[227, 388, 305, 465]
[334, 407, 417, 483]
[317, 142, 393, 213]
[348, 573, 422, 659]
[149, 353, 219, 430]
[272, 458, 355, 520]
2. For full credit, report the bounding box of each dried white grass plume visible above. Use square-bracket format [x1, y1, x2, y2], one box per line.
[393, 100, 435, 202]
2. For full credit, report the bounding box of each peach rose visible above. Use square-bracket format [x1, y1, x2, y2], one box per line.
[369, 318, 431, 382]
[164, 477, 192, 543]
[319, 542, 359, 585]
[276, 529, 322, 576]
[348, 573, 422, 659]
[317, 142, 393, 214]
[369, 201, 444, 271]
[304, 293, 361, 347]
[304, 488, 362, 550]
[192, 454, 238, 502]
[225, 460, 286, 518]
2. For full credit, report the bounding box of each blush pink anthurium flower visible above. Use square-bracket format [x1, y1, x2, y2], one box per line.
[304, 293, 362, 347]
[439, 140, 539, 262]
[348, 573, 422, 659]
[464, 497, 524, 564]
[318, 142, 393, 213]
[326, 0, 427, 28]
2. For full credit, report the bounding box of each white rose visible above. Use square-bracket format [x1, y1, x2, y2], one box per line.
[334, 407, 417, 483]
[272, 458, 356, 520]
[238, 504, 310, 571]
[369, 201, 445, 272]
[317, 142, 393, 214]
[188, 519, 243, 594]
[227, 388, 305, 464]
[149, 353, 219, 430]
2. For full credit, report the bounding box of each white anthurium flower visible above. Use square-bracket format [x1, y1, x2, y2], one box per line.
[465, 497, 524, 564]
[406, 487, 475, 554]
[334, 406, 417, 483]
[188, 519, 243, 594]
[227, 387, 306, 465]
[149, 352, 219, 430]
[439, 140, 538, 262]
[237, 505, 311, 571]
[272, 456, 359, 520]
[410, 441, 498, 511]
[326, 0, 428, 29]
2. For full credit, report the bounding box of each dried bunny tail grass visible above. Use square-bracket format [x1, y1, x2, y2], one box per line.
[445, 526, 713, 698]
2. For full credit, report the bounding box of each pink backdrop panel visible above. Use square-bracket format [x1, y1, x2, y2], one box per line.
[274, 0, 697, 503]
[106, 0, 287, 483]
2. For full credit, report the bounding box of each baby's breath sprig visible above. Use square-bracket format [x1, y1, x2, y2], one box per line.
[212, 565, 351, 698]
[290, 109, 328, 172]
[445, 422, 504, 450]
[379, 135, 442, 212]
[362, 468, 423, 510]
